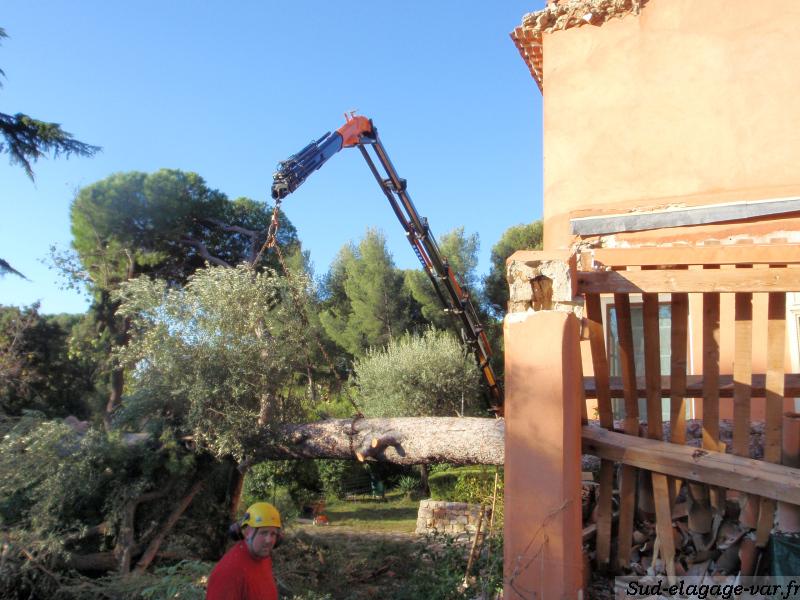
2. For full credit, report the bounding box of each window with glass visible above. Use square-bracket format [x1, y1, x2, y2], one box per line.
[606, 302, 672, 422]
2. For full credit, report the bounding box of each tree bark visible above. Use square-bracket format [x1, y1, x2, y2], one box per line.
[228, 462, 247, 522]
[418, 464, 430, 496]
[104, 257, 135, 429]
[252, 417, 504, 466]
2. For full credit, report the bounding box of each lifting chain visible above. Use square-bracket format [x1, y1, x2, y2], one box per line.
[254, 197, 365, 445]
[252, 197, 283, 267]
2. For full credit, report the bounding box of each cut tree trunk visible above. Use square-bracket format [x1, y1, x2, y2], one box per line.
[252, 417, 505, 466]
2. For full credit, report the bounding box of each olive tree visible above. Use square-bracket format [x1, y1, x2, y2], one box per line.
[353, 328, 482, 418]
[115, 264, 321, 460]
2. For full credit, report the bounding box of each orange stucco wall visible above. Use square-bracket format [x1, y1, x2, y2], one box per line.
[541, 0, 800, 251]
[504, 310, 583, 598]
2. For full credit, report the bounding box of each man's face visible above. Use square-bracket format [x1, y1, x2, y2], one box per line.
[244, 526, 279, 559]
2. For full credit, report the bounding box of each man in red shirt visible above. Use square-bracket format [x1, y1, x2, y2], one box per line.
[206, 502, 282, 600]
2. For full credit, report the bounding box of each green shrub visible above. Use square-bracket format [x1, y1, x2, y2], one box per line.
[353, 328, 482, 417]
[242, 460, 321, 516]
[428, 470, 460, 500]
[428, 467, 503, 504]
[138, 560, 210, 599]
[316, 460, 365, 499]
[395, 475, 421, 497]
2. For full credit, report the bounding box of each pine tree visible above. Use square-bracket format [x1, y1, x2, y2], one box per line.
[404, 226, 481, 331]
[320, 229, 411, 356]
[483, 220, 543, 317]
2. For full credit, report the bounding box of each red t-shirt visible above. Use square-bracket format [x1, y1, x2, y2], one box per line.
[206, 541, 278, 600]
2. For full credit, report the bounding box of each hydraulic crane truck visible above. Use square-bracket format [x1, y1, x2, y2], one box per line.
[271, 113, 503, 413]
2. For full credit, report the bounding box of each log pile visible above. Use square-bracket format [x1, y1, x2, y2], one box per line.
[580, 419, 800, 599]
[581, 480, 778, 599]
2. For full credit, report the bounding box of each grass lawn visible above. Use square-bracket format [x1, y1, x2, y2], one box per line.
[320, 491, 419, 532]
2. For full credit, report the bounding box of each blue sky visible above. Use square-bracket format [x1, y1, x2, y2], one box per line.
[1, 1, 544, 314]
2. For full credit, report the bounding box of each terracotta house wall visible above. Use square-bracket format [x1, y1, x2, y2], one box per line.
[535, 0, 800, 419]
[541, 0, 800, 251]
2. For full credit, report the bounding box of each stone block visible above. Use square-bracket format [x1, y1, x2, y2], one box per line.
[506, 250, 582, 315]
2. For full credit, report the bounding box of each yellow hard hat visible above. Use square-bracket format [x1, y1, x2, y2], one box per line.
[242, 502, 282, 529]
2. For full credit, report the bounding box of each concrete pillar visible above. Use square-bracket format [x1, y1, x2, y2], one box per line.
[504, 308, 584, 599]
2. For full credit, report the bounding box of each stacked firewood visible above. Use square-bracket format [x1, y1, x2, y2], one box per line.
[580, 419, 800, 597]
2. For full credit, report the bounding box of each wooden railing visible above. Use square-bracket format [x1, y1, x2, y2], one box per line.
[576, 244, 800, 577]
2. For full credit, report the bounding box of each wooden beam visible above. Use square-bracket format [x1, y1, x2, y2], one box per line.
[652, 473, 677, 582]
[613, 293, 638, 571]
[669, 289, 689, 501]
[643, 292, 663, 440]
[582, 510, 619, 544]
[756, 497, 776, 548]
[757, 293, 787, 546]
[702, 275, 724, 515]
[702, 288, 720, 451]
[583, 373, 800, 399]
[584, 294, 615, 571]
[765, 292, 787, 464]
[589, 244, 800, 268]
[595, 459, 615, 571]
[733, 290, 753, 457]
[670, 292, 689, 445]
[733, 286, 756, 533]
[614, 293, 639, 435]
[577, 268, 800, 294]
[581, 426, 800, 504]
[585, 294, 613, 430]
[617, 465, 637, 572]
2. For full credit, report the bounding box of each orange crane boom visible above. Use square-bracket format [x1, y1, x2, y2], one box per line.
[272, 114, 503, 413]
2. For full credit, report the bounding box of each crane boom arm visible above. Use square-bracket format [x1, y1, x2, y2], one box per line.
[271, 114, 503, 412]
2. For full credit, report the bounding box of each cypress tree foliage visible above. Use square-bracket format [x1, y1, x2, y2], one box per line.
[403, 226, 482, 331]
[0, 28, 100, 180]
[0, 27, 100, 278]
[483, 220, 543, 318]
[0, 111, 100, 179]
[319, 229, 412, 357]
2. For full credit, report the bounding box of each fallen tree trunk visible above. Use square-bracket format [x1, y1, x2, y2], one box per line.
[253, 417, 505, 466]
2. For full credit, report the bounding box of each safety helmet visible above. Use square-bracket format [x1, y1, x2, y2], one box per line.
[242, 502, 282, 529]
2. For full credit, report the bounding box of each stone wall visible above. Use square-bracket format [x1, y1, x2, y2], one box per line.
[415, 499, 488, 536]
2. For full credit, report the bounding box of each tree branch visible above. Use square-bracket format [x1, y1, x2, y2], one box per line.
[198, 217, 261, 239]
[115, 489, 170, 574]
[198, 216, 264, 263]
[0, 111, 100, 180]
[179, 237, 232, 268]
[134, 478, 205, 573]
